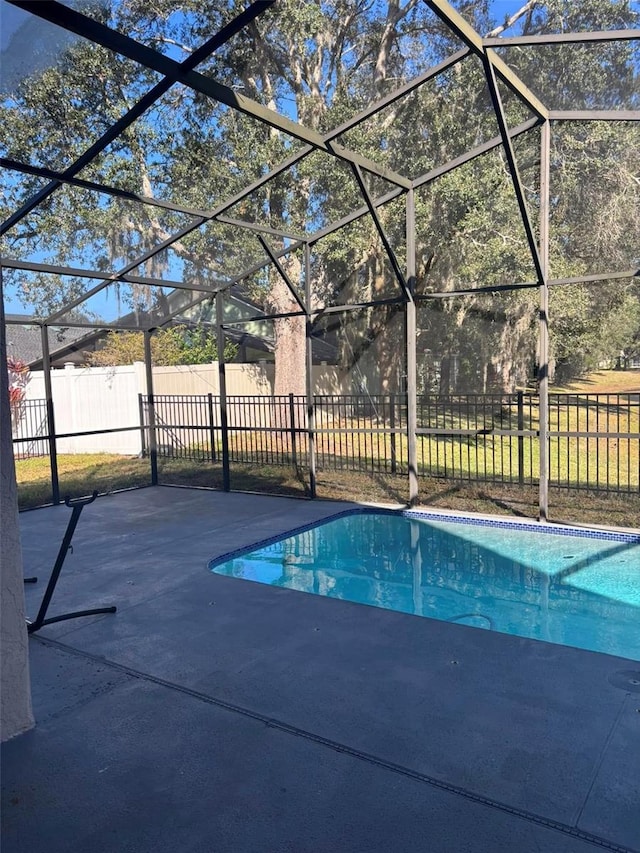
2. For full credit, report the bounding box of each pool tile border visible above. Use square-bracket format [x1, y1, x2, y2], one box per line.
[209, 507, 640, 570]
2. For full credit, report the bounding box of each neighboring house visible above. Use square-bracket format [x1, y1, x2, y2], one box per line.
[5, 284, 339, 370]
[165, 287, 339, 365]
[4, 316, 101, 369]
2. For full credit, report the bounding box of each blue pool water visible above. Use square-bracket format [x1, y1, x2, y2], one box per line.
[209, 511, 640, 660]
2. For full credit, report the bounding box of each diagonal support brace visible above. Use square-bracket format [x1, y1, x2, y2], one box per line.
[350, 164, 412, 302]
[257, 236, 306, 313]
[482, 57, 546, 286]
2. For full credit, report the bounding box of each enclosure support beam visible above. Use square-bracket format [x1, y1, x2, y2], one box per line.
[143, 330, 158, 487]
[549, 111, 640, 122]
[216, 216, 304, 243]
[425, 0, 548, 121]
[224, 310, 305, 325]
[1, 1, 274, 236]
[258, 237, 307, 313]
[406, 190, 419, 506]
[1, 159, 306, 243]
[10, 2, 411, 190]
[215, 294, 231, 492]
[411, 118, 540, 191]
[484, 61, 546, 285]
[304, 244, 317, 499]
[428, 51, 551, 493]
[2, 105, 538, 338]
[127, 258, 640, 337]
[42, 218, 207, 324]
[222, 295, 405, 329]
[312, 117, 538, 249]
[184, 49, 469, 222]
[0, 157, 212, 219]
[350, 164, 410, 300]
[152, 293, 217, 331]
[0, 257, 216, 295]
[538, 121, 551, 522]
[415, 268, 639, 299]
[484, 29, 640, 46]
[40, 324, 60, 505]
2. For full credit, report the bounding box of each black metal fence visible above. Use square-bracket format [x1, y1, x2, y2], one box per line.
[12, 392, 639, 494]
[415, 392, 537, 486]
[138, 391, 639, 493]
[548, 393, 640, 493]
[11, 398, 49, 459]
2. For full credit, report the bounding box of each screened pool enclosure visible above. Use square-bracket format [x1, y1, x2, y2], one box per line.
[2, 0, 639, 518]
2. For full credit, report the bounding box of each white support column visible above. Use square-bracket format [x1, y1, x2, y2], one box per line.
[1, 273, 34, 740]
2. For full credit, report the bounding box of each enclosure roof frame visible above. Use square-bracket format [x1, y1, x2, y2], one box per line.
[1, 0, 638, 330]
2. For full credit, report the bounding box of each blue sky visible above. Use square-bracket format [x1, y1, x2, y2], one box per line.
[2, 0, 638, 319]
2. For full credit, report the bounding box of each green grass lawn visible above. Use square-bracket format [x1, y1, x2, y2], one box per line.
[550, 368, 640, 394]
[15, 454, 151, 510]
[15, 452, 640, 529]
[14, 371, 640, 525]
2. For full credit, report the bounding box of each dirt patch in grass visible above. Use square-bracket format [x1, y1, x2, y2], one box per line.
[416, 480, 639, 530]
[316, 470, 639, 529]
[16, 454, 639, 530]
[16, 454, 151, 509]
[158, 458, 309, 498]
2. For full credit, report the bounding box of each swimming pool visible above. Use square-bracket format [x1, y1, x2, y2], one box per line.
[209, 510, 640, 660]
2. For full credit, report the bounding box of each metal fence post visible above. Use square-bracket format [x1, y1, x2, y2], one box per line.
[288, 392, 297, 468]
[207, 392, 217, 462]
[517, 390, 524, 485]
[138, 393, 147, 458]
[390, 392, 397, 474]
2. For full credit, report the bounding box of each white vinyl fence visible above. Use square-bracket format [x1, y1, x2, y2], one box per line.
[20, 362, 347, 455]
[24, 363, 144, 455]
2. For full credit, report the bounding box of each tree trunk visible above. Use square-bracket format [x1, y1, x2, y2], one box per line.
[267, 261, 306, 447]
[268, 256, 306, 398]
[273, 314, 306, 398]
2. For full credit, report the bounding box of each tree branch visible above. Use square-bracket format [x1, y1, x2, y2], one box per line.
[484, 1, 539, 39]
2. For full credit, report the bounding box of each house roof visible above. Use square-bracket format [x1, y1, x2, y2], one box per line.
[4, 318, 94, 368]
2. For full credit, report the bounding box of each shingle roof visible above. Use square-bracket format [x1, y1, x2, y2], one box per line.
[5, 319, 91, 367]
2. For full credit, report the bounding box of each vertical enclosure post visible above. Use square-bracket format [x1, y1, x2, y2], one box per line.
[41, 324, 60, 504]
[538, 121, 551, 521]
[143, 329, 158, 486]
[216, 293, 231, 491]
[406, 189, 419, 505]
[304, 243, 317, 499]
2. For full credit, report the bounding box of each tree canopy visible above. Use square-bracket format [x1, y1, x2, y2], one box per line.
[1, 0, 638, 392]
[88, 325, 237, 366]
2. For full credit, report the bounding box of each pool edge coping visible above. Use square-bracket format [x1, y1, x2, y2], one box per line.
[208, 505, 640, 571]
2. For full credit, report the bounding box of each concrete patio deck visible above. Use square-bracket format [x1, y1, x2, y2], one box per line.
[2, 486, 639, 853]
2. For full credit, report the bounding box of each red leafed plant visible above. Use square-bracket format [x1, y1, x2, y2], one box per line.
[7, 357, 30, 431]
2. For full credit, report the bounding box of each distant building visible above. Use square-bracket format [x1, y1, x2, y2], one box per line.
[4, 317, 100, 369]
